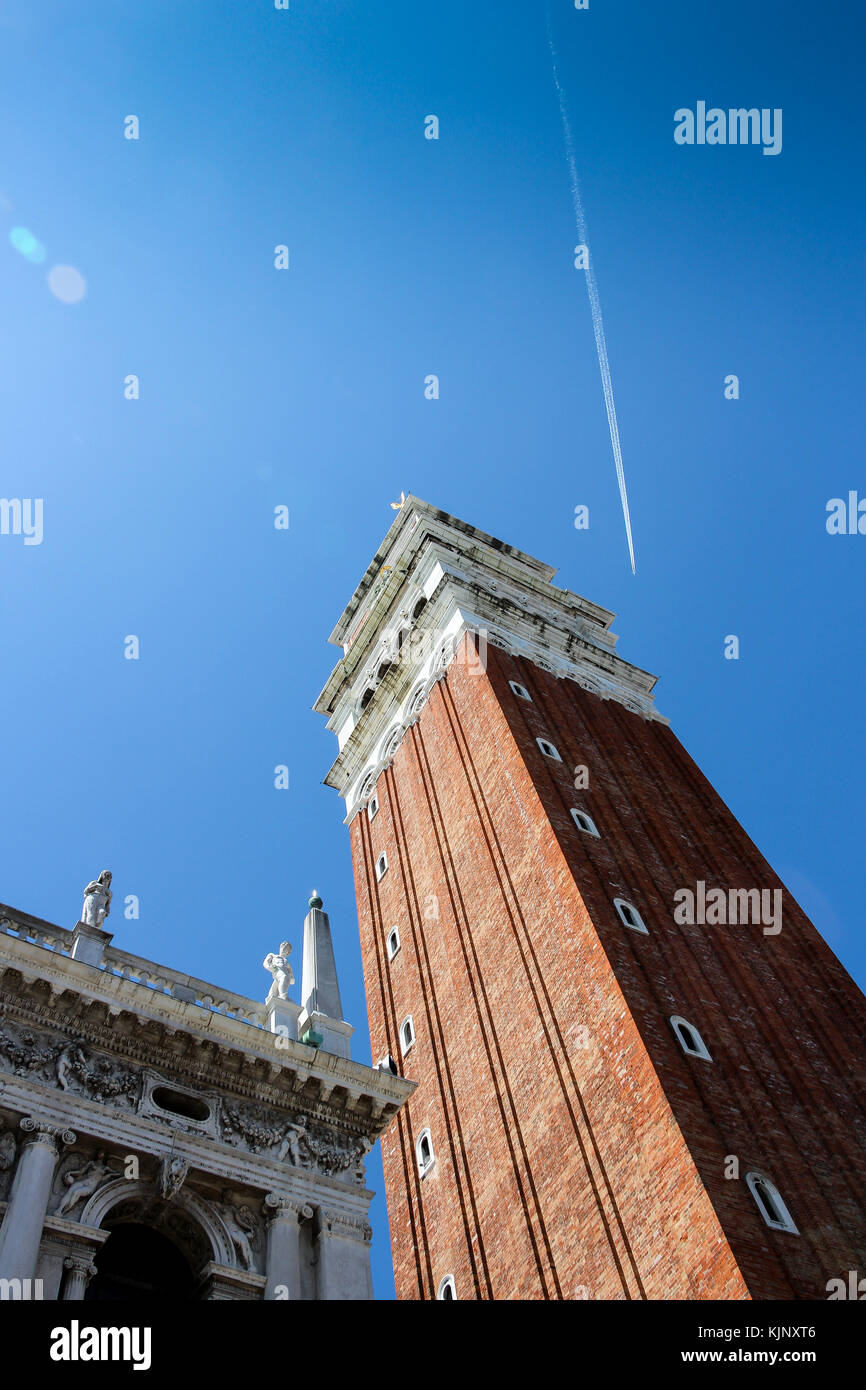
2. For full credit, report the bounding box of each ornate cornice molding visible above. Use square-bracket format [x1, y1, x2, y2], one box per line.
[0, 1010, 387, 1185]
[0, 963, 412, 1138]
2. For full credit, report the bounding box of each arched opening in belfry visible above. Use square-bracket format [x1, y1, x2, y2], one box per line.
[85, 1222, 197, 1300]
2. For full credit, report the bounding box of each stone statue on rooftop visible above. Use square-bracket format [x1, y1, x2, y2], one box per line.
[262, 941, 294, 1000]
[81, 870, 112, 929]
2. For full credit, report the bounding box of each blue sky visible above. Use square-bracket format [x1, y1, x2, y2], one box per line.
[1, 0, 864, 1297]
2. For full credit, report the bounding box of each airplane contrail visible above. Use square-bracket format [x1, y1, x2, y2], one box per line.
[545, 3, 636, 574]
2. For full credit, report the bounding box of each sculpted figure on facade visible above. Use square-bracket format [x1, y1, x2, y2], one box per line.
[262, 942, 294, 999]
[56, 1041, 88, 1092]
[2, 1024, 137, 1110]
[220, 1192, 257, 1271]
[158, 1154, 189, 1201]
[353, 1135, 374, 1183]
[0, 1118, 17, 1197]
[80, 869, 112, 928]
[271, 1114, 369, 1181]
[276, 1117, 307, 1166]
[54, 1041, 138, 1109]
[56, 1149, 114, 1217]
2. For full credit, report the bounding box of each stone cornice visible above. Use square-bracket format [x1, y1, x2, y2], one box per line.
[314, 499, 616, 721]
[0, 935, 413, 1131]
[325, 497, 560, 651]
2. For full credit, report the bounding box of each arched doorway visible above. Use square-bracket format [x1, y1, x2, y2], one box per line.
[85, 1222, 197, 1300]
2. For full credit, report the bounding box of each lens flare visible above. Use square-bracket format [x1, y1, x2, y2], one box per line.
[47, 264, 86, 304]
[9, 226, 46, 263]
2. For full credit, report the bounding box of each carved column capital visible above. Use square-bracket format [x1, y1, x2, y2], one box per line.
[319, 1208, 373, 1245]
[264, 1193, 313, 1225]
[19, 1118, 76, 1153]
[0, 1120, 75, 1281]
[62, 1255, 97, 1299]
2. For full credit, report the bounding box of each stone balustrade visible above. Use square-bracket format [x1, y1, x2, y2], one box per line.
[0, 904, 268, 1031]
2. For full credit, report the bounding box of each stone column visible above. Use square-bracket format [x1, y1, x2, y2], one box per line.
[0, 1119, 76, 1282]
[62, 1255, 96, 1300]
[314, 1208, 373, 1301]
[264, 1194, 312, 1300]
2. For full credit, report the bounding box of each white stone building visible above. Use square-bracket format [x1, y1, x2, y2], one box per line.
[0, 882, 412, 1300]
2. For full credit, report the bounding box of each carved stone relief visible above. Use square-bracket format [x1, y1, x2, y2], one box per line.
[0, 1022, 140, 1110]
[219, 1190, 259, 1272]
[158, 1154, 189, 1201]
[221, 1104, 370, 1184]
[0, 1115, 17, 1200]
[54, 1150, 116, 1218]
[1, 1017, 372, 1187]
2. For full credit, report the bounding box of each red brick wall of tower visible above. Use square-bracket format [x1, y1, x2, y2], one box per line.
[349, 636, 866, 1301]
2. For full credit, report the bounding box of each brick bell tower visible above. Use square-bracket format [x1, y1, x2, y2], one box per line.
[314, 497, 866, 1301]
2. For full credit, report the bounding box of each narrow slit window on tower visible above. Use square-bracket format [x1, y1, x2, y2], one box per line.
[360, 687, 375, 711]
[570, 808, 600, 838]
[386, 926, 401, 961]
[614, 898, 649, 934]
[537, 737, 562, 762]
[412, 597, 427, 621]
[745, 1172, 799, 1234]
[437, 1275, 457, 1300]
[367, 795, 379, 821]
[670, 1015, 712, 1061]
[417, 1127, 434, 1176]
[400, 1015, 415, 1054]
[509, 681, 532, 702]
[376, 852, 389, 881]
